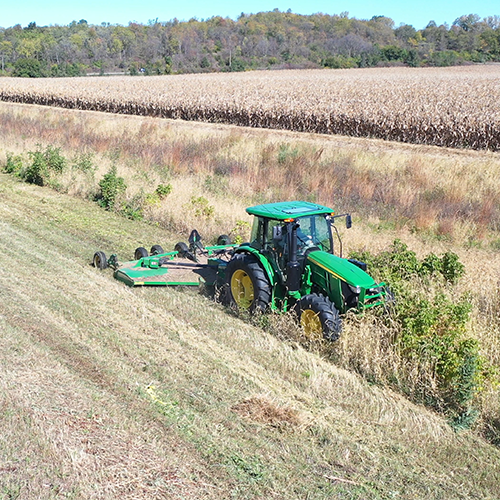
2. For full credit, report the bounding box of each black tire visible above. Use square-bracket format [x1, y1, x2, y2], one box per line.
[224, 253, 271, 312]
[150, 244, 164, 255]
[174, 242, 189, 257]
[134, 247, 149, 260]
[93, 251, 108, 270]
[217, 234, 232, 246]
[295, 293, 342, 341]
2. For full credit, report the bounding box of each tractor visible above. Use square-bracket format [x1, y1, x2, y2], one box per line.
[221, 201, 386, 340]
[93, 201, 386, 341]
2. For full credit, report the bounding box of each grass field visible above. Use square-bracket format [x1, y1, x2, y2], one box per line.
[1, 101, 500, 499]
[1, 65, 500, 150]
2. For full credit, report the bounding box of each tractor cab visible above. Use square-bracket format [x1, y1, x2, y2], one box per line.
[248, 201, 349, 266]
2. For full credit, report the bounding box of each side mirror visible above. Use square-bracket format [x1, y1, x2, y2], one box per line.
[272, 225, 283, 240]
[346, 214, 352, 229]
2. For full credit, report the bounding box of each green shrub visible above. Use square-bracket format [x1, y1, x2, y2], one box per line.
[4, 153, 23, 174]
[350, 240, 483, 422]
[230, 220, 251, 244]
[21, 145, 67, 186]
[97, 166, 126, 210]
[155, 183, 172, 198]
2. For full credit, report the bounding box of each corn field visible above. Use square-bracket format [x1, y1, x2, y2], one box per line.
[1, 65, 499, 150]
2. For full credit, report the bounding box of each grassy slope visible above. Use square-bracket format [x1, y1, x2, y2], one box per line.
[1, 174, 500, 500]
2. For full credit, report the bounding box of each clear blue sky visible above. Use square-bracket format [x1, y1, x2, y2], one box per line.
[0, 0, 498, 30]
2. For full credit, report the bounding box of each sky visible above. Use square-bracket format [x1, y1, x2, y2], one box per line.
[0, 0, 498, 30]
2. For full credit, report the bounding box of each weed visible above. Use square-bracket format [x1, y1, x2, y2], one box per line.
[189, 196, 215, 219]
[72, 152, 97, 174]
[350, 240, 483, 418]
[277, 144, 299, 164]
[18, 144, 67, 186]
[155, 183, 172, 199]
[230, 220, 251, 244]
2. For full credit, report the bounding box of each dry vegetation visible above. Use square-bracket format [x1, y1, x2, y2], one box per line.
[1, 65, 500, 150]
[1, 101, 500, 498]
[1, 169, 500, 500]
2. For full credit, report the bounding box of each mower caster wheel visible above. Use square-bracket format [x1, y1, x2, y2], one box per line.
[93, 251, 108, 270]
[217, 234, 232, 246]
[150, 244, 164, 255]
[174, 242, 189, 257]
[134, 247, 149, 260]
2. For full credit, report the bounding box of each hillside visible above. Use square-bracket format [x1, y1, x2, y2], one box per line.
[1, 11, 499, 77]
[1, 162, 500, 497]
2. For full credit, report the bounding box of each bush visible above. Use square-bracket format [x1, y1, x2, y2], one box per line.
[72, 152, 97, 174]
[4, 153, 23, 174]
[350, 240, 482, 422]
[97, 166, 126, 210]
[155, 183, 172, 198]
[190, 196, 214, 218]
[22, 145, 67, 186]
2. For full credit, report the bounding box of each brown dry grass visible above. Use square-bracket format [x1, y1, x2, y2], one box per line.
[1, 101, 500, 244]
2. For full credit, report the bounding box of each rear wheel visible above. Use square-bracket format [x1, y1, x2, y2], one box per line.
[134, 247, 148, 260]
[150, 244, 164, 255]
[93, 251, 108, 270]
[225, 253, 271, 312]
[295, 293, 341, 341]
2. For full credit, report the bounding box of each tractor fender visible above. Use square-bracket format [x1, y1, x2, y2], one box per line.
[233, 246, 276, 286]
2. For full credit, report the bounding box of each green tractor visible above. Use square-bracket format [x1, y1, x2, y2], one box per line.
[222, 201, 387, 340]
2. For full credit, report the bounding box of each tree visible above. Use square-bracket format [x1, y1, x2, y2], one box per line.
[13, 57, 43, 77]
[0, 40, 12, 71]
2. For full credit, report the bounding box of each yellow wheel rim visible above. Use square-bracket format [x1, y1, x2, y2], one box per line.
[231, 269, 254, 309]
[300, 309, 323, 341]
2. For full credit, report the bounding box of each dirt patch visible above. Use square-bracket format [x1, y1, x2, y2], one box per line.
[232, 396, 301, 429]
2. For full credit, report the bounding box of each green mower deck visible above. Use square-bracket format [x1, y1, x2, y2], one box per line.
[114, 253, 220, 287]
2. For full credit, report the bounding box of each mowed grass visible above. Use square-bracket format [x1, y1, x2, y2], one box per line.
[1, 174, 500, 498]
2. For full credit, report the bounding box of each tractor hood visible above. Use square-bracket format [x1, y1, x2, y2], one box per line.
[306, 251, 376, 289]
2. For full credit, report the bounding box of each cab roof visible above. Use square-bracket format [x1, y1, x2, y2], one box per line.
[246, 201, 334, 220]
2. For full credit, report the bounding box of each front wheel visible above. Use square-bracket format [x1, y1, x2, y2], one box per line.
[224, 253, 271, 312]
[295, 293, 341, 341]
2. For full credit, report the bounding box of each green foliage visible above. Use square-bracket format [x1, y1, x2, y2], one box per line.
[12, 57, 44, 77]
[155, 183, 172, 198]
[350, 240, 482, 422]
[322, 55, 358, 68]
[4, 152, 23, 174]
[190, 196, 215, 219]
[277, 144, 299, 164]
[97, 166, 126, 210]
[19, 145, 67, 186]
[1, 12, 499, 76]
[230, 220, 251, 244]
[352, 239, 464, 285]
[72, 152, 97, 173]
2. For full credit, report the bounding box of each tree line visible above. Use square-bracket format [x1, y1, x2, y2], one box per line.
[1, 10, 499, 77]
